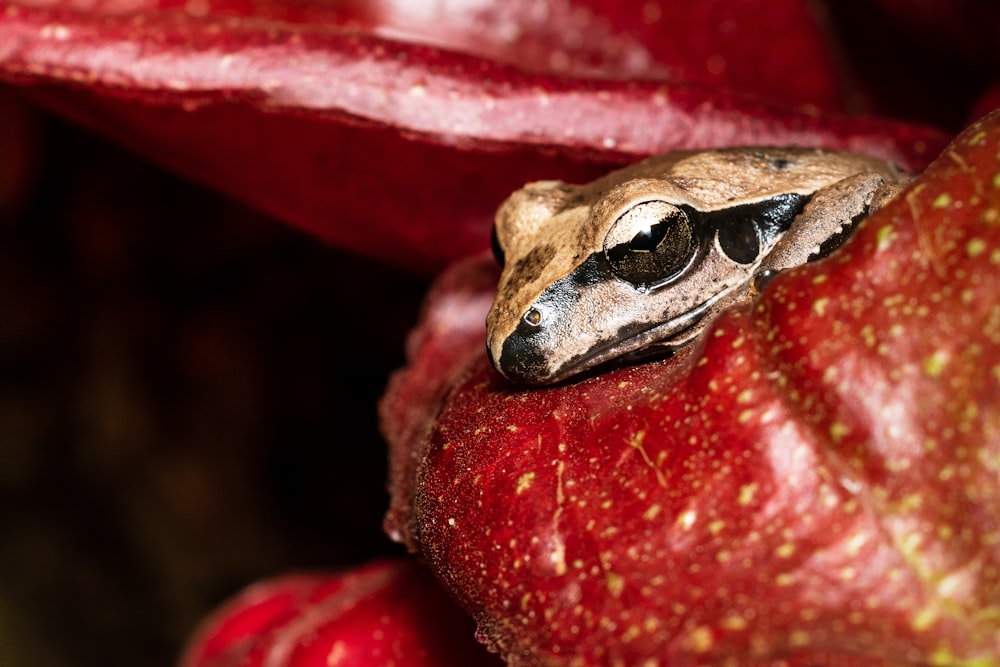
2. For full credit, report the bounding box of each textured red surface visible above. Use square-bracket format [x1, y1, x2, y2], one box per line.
[179, 559, 503, 667]
[0, 0, 949, 272]
[3, 0, 851, 105]
[382, 113, 1000, 664]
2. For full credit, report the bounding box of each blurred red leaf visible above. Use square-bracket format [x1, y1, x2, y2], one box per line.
[0, 0, 948, 272]
[381, 113, 1000, 664]
[179, 559, 503, 667]
[3, 0, 862, 104]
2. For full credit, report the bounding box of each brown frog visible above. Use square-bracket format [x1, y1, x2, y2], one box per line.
[486, 147, 904, 385]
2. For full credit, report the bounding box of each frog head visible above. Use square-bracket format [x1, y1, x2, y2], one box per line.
[486, 148, 899, 385]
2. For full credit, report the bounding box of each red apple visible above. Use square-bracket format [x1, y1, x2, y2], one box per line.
[382, 111, 1000, 665]
[178, 559, 503, 667]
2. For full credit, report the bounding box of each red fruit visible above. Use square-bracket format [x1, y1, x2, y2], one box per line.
[381, 254, 500, 545]
[382, 112, 1000, 664]
[179, 559, 502, 667]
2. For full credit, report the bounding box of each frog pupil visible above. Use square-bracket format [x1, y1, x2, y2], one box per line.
[628, 222, 668, 252]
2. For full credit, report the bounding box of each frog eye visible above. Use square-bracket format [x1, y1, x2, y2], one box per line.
[603, 201, 695, 287]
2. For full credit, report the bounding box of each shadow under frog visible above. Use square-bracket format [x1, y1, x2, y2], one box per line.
[486, 147, 904, 385]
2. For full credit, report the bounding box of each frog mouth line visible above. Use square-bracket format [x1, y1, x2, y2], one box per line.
[558, 286, 739, 381]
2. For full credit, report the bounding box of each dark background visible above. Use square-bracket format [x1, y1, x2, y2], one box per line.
[0, 95, 426, 666]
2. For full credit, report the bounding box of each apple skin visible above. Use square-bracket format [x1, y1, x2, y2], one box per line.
[383, 111, 1000, 665]
[178, 558, 504, 667]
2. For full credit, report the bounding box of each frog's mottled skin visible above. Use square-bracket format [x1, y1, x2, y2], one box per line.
[487, 147, 904, 385]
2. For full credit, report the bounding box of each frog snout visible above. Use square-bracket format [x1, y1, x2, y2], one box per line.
[487, 328, 553, 385]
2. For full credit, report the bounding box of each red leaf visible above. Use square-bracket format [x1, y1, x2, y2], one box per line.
[381, 112, 1000, 664]
[178, 559, 503, 667]
[0, 1, 948, 272]
[5, 0, 853, 106]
